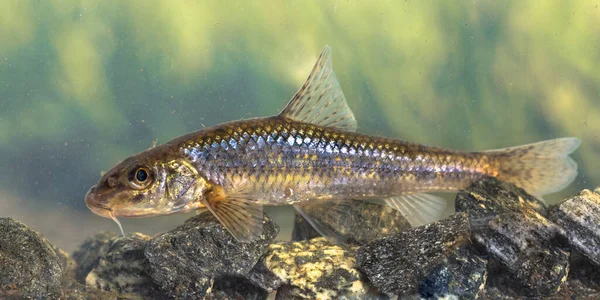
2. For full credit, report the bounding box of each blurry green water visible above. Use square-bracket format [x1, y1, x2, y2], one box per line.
[0, 1, 598, 251]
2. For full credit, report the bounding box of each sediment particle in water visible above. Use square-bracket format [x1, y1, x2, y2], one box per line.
[456, 177, 569, 297]
[144, 211, 278, 299]
[356, 212, 471, 296]
[0, 218, 62, 299]
[548, 189, 600, 266]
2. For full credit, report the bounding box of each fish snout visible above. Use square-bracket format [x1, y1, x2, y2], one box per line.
[85, 185, 110, 218]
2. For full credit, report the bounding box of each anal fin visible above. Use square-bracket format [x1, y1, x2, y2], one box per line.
[384, 193, 448, 227]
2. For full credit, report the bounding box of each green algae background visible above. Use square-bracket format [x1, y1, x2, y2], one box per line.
[0, 1, 598, 251]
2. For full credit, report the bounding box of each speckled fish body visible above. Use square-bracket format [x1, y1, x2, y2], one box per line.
[172, 117, 494, 205]
[85, 46, 580, 242]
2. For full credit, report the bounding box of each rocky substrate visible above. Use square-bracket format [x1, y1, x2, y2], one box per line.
[1, 178, 600, 299]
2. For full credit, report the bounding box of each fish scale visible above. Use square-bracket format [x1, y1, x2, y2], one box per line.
[175, 116, 493, 204]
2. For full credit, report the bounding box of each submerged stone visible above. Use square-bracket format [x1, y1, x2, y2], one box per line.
[144, 211, 278, 299]
[549, 189, 600, 266]
[257, 237, 386, 299]
[85, 233, 164, 299]
[246, 258, 283, 293]
[356, 212, 471, 296]
[455, 177, 547, 217]
[456, 177, 569, 297]
[0, 218, 63, 299]
[418, 246, 488, 299]
[481, 252, 600, 299]
[551, 251, 600, 299]
[50, 242, 77, 282]
[206, 276, 268, 300]
[72, 232, 117, 284]
[291, 201, 411, 244]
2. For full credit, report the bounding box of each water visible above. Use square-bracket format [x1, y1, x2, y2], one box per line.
[0, 1, 598, 253]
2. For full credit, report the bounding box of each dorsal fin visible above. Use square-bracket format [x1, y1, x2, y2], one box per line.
[278, 45, 357, 132]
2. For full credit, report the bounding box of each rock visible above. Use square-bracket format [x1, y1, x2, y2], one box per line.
[274, 285, 310, 300]
[456, 177, 570, 297]
[291, 201, 411, 244]
[549, 189, 600, 266]
[481, 253, 600, 299]
[85, 233, 164, 299]
[145, 211, 278, 299]
[50, 243, 77, 280]
[262, 238, 387, 299]
[206, 276, 268, 300]
[356, 213, 471, 297]
[72, 232, 117, 283]
[418, 246, 488, 299]
[549, 251, 600, 300]
[0, 218, 63, 299]
[61, 280, 121, 300]
[246, 259, 283, 292]
[455, 177, 547, 217]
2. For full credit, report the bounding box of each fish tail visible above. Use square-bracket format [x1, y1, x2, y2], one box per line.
[486, 137, 581, 197]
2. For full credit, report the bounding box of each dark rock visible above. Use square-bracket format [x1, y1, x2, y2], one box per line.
[85, 233, 164, 299]
[261, 237, 386, 299]
[419, 246, 488, 299]
[50, 243, 77, 280]
[548, 251, 600, 299]
[72, 232, 117, 283]
[291, 201, 411, 244]
[246, 259, 283, 292]
[0, 218, 62, 299]
[60, 280, 121, 300]
[549, 189, 600, 266]
[356, 213, 471, 296]
[275, 285, 309, 300]
[456, 177, 570, 297]
[206, 276, 268, 300]
[481, 245, 600, 299]
[145, 211, 278, 299]
[455, 177, 547, 217]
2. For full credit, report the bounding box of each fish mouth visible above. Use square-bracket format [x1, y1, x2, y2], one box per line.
[85, 184, 126, 236]
[85, 185, 112, 218]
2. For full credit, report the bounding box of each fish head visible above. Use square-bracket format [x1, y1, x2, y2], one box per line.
[85, 148, 208, 218]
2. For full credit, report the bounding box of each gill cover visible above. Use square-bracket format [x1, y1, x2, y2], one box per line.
[166, 160, 202, 210]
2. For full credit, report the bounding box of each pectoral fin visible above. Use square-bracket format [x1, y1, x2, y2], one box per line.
[384, 193, 447, 227]
[203, 185, 264, 243]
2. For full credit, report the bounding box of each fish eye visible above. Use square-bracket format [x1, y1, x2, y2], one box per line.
[128, 166, 152, 189]
[136, 168, 148, 182]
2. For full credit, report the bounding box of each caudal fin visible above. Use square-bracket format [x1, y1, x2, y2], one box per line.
[486, 138, 581, 197]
